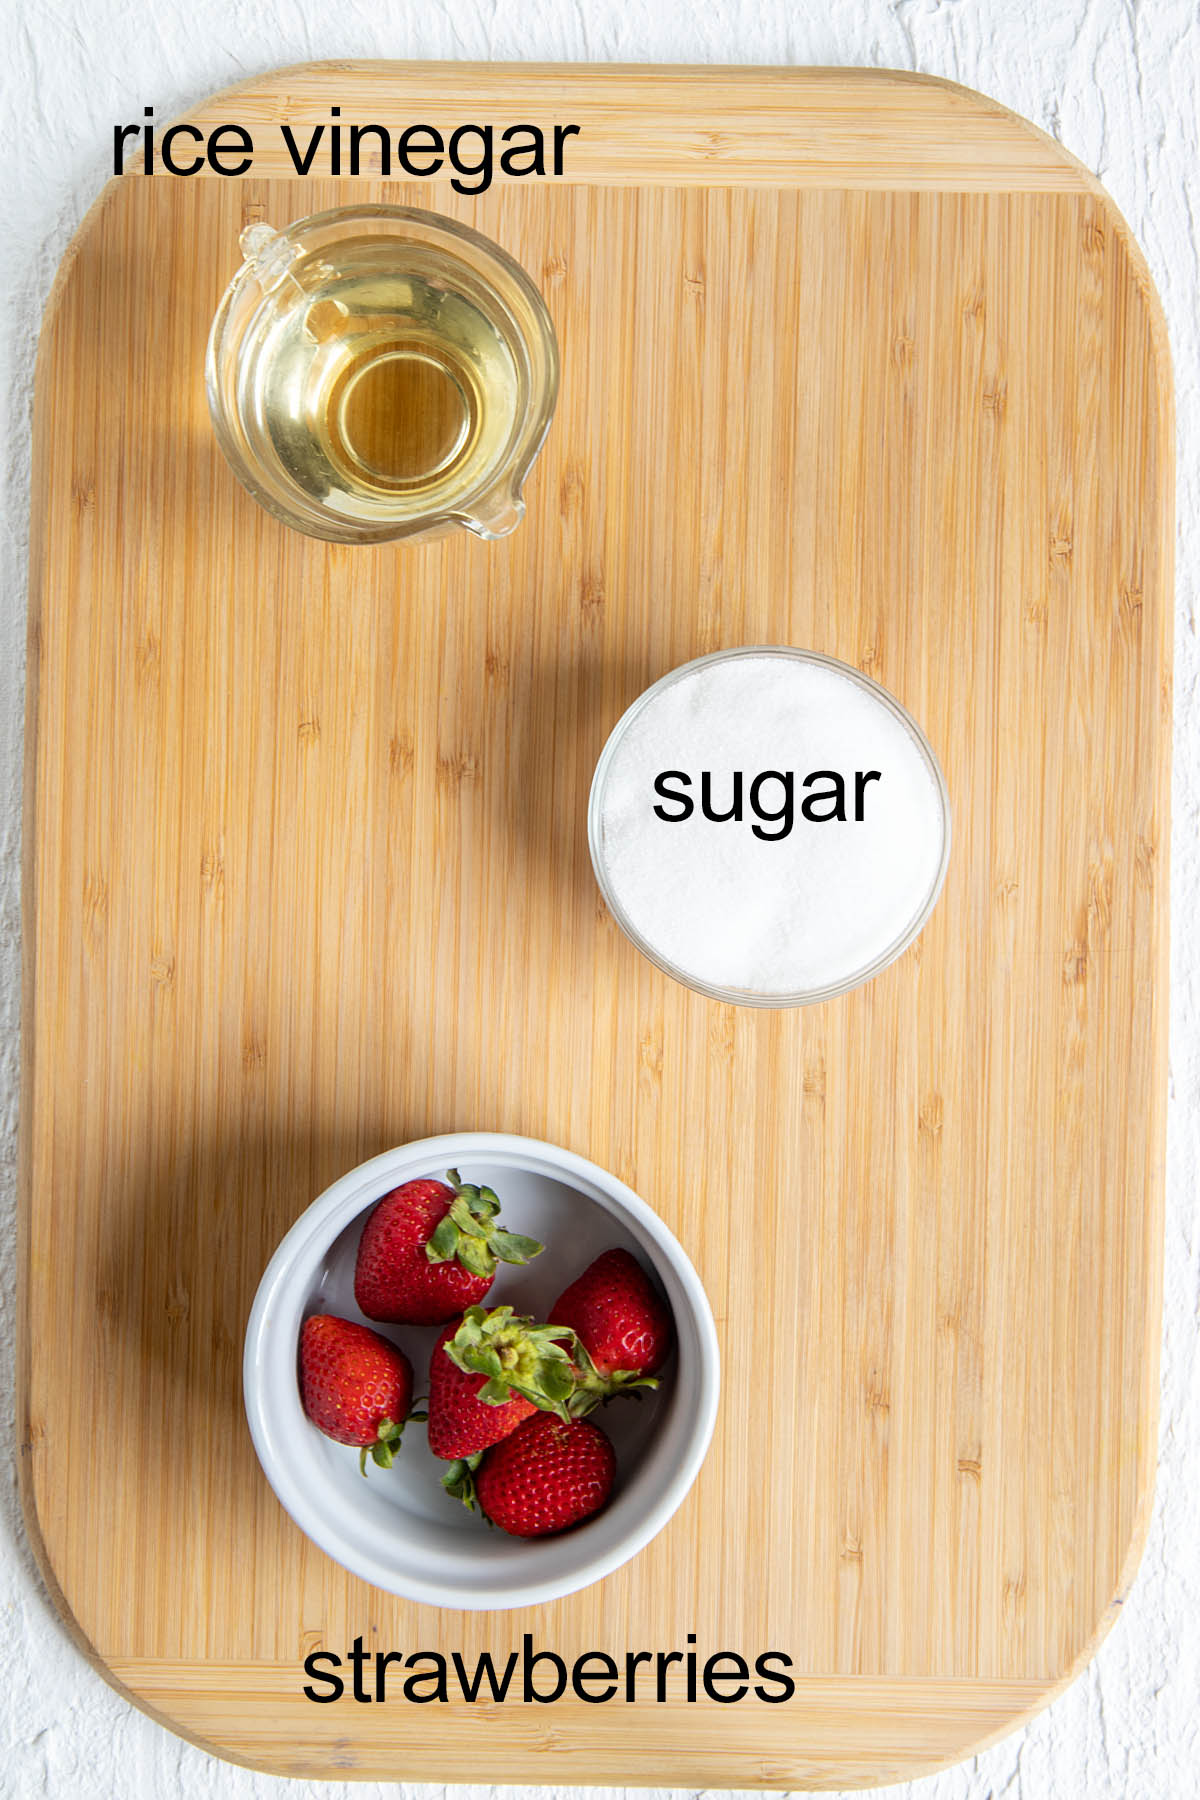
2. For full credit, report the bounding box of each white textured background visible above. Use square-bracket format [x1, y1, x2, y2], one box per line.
[1, 2, 1197, 1796]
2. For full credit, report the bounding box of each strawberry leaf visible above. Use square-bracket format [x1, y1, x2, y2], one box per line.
[454, 1180, 501, 1225]
[489, 1229, 542, 1264]
[358, 1414, 412, 1476]
[441, 1452, 483, 1510]
[478, 1377, 514, 1406]
[448, 1196, 482, 1234]
[538, 1361, 576, 1407]
[456, 1235, 495, 1279]
[425, 1215, 459, 1263]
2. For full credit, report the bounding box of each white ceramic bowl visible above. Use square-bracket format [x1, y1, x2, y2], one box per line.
[244, 1132, 720, 1610]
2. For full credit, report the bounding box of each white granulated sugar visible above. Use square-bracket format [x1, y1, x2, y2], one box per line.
[597, 654, 947, 996]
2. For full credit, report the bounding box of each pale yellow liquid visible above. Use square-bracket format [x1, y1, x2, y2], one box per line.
[237, 239, 521, 526]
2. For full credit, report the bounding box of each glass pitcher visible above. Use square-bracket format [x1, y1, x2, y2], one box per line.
[205, 204, 559, 545]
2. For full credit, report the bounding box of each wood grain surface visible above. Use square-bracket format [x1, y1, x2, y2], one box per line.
[19, 63, 1172, 1787]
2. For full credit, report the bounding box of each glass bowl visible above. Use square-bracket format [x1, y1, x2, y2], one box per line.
[588, 646, 951, 1006]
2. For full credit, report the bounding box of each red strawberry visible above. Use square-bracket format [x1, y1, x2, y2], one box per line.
[354, 1169, 542, 1326]
[427, 1304, 578, 1492]
[549, 1247, 674, 1413]
[299, 1314, 416, 1475]
[475, 1413, 616, 1537]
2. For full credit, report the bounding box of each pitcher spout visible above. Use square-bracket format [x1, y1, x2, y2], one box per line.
[464, 483, 526, 541]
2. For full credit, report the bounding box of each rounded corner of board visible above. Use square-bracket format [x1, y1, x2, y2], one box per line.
[96, 1665, 284, 1782]
[16, 1449, 119, 1692]
[33, 177, 135, 361]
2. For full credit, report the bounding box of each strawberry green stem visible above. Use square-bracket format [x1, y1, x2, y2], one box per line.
[443, 1304, 579, 1420]
[424, 1171, 544, 1279]
[564, 1339, 661, 1417]
[441, 1451, 485, 1511]
[357, 1407, 426, 1477]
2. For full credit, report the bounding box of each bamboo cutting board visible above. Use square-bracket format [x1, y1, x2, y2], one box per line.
[20, 64, 1171, 1787]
